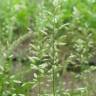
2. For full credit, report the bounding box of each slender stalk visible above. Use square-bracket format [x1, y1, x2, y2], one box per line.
[52, 27, 56, 96]
[52, 5, 56, 96]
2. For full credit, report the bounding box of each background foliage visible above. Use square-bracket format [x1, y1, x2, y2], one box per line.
[0, 0, 96, 96]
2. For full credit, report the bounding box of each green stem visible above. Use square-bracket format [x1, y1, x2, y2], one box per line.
[52, 6, 56, 96]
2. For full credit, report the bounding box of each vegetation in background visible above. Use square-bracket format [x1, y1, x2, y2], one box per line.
[0, 0, 96, 96]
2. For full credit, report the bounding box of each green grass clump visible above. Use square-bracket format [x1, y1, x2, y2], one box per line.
[0, 0, 96, 95]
